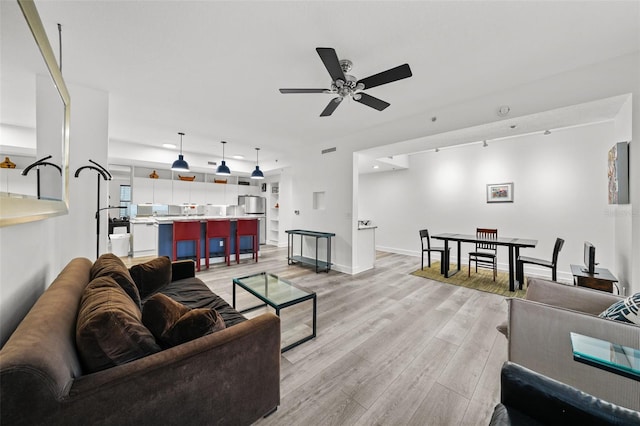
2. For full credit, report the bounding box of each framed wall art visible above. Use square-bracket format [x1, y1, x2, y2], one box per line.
[607, 142, 629, 204]
[487, 182, 514, 203]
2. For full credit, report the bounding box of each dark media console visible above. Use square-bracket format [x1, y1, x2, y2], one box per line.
[570, 264, 619, 294]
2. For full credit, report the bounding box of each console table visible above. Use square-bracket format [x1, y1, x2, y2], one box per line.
[286, 229, 335, 273]
[570, 264, 618, 293]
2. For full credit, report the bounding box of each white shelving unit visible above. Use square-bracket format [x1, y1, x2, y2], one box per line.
[267, 182, 280, 245]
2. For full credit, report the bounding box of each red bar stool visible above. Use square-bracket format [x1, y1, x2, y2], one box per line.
[173, 220, 201, 272]
[236, 218, 258, 263]
[205, 219, 231, 268]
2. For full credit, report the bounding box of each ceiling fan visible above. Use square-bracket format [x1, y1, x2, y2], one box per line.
[279, 47, 412, 117]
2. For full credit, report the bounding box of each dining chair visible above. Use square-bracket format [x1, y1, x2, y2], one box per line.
[419, 229, 449, 274]
[517, 237, 564, 285]
[468, 228, 498, 281]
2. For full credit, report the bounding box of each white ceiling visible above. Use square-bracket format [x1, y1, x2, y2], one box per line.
[3, 0, 639, 175]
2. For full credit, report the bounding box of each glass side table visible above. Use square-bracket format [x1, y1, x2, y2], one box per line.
[570, 332, 640, 381]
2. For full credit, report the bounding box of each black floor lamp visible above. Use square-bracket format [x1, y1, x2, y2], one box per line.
[74, 159, 114, 259]
[21, 155, 62, 199]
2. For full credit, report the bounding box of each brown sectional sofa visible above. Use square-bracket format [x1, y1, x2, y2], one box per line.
[0, 257, 280, 425]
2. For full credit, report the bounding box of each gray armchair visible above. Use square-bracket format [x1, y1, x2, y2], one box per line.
[504, 278, 640, 412]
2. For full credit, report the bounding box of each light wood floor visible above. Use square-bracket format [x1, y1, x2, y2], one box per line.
[136, 246, 508, 425]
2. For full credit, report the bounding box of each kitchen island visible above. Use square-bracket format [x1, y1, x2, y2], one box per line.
[130, 215, 264, 265]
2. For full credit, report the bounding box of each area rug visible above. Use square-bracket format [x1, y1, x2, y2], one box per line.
[411, 262, 527, 298]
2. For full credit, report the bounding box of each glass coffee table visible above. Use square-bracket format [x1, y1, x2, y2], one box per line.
[232, 272, 316, 352]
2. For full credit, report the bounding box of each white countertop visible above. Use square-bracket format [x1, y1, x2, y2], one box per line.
[130, 215, 265, 224]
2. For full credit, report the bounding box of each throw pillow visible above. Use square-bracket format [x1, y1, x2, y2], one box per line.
[76, 276, 161, 373]
[129, 256, 172, 300]
[142, 293, 226, 347]
[91, 253, 141, 309]
[599, 292, 640, 325]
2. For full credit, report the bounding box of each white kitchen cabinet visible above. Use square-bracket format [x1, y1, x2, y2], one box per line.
[131, 221, 157, 257]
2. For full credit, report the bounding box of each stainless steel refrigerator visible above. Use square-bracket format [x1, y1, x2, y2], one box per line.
[238, 195, 266, 244]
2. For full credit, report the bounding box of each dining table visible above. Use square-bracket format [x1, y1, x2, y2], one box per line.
[431, 233, 538, 292]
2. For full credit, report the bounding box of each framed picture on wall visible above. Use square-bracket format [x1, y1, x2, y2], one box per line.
[607, 141, 629, 204]
[487, 182, 514, 203]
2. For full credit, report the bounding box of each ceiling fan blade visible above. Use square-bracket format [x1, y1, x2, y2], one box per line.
[357, 63, 412, 90]
[320, 97, 343, 117]
[354, 93, 390, 111]
[316, 48, 346, 83]
[279, 88, 329, 94]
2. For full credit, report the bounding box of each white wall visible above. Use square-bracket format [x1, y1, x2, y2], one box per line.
[359, 121, 618, 285]
[288, 148, 354, 272]
[0, 82, 108, 345]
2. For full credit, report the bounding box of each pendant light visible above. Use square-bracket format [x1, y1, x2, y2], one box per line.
[171, 132, 189, 171]
[251, 147, 264, 179]
[216, 141, 231, 175]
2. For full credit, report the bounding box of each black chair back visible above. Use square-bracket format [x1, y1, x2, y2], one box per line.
[419, 229, 431, 250]
[552, 238, 565, 264]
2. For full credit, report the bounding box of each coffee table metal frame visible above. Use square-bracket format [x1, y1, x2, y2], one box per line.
[232, 272, 317, 352]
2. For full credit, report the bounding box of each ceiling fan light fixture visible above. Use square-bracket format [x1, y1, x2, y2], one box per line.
[216, 141, 231, 176]
[171, 132, 190, 172]
[251, 147, 264, 180]
[279, 47, 412, 117]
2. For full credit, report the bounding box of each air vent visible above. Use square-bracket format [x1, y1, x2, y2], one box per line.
[321, 147, 337, 154]
[207, 161, 217, 166]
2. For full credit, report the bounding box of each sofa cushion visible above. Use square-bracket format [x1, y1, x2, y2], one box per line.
[76, 276, 161, 373]
[129, 256, 172, 300]
[599, 292, 640, 325]
[159, 277, 247, 327]
[91, 253, 141, 309]
[142, 293, 226, 347]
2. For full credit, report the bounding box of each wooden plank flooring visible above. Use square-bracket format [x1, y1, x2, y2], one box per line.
[132, 246, 508, 425]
